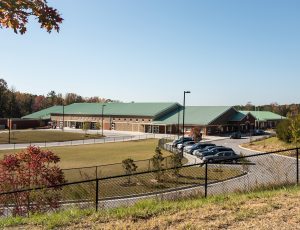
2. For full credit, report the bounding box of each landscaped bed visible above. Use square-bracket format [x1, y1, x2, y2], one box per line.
[242, 137, 297, 156]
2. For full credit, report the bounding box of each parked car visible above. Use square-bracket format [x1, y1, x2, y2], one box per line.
[195, 146, 234, 158]
[230, 131, 242, 139]
[201, 151, 239, 163]
[177, 141, 196, 150]
[193, 145, 221, 156]
[253, 129, 265, 136]
[185, 143, 216, 154]
[172, 137, 193, 147]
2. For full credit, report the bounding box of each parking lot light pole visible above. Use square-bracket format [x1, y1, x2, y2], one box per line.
[182, 91, 191, 158]
[177, 105, 180, 139]
[101, 104, 106, 137]
[8, 118, 11, 144]
[62, 103, 65, 132]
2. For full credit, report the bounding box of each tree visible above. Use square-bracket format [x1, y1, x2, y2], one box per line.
[82, 122, 90, 134]
[151, 147, 165, 182]
[122, 158, 138, 185]
[0, 79, 8, 117]
[289, 115, 300, 146]
[276, 119, 292, 143]
[170, 153, 182, 177]
[8, 87, 21, 118]
[0, 146, 65, 216]
[191, 126, 202, 142]
[0, 0, 63, 34]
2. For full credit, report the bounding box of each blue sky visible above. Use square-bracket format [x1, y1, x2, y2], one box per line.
[1, 0, 299, 105]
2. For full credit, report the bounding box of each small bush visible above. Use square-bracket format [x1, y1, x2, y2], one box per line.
[276, 119, 292, 143]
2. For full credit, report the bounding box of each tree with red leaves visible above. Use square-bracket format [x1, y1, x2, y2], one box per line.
[0, 0, 63, 34]
[0, 146, 65, 216]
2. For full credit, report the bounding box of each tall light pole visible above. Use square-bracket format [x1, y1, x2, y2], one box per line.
[182, 91, 191, 158]
[101, 104, 106, 137]
[177, 105, 180, 139]
[62, 103, 65, 131]
[8, 118, 11, 144]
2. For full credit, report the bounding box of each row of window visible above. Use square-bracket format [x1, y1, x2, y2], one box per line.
[112, 118, 151, 122]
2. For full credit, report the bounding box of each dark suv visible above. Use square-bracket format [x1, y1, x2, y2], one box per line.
[230, 131, 242, 139]
[196, 146, 234, 158]
[201, 151, 239, 163]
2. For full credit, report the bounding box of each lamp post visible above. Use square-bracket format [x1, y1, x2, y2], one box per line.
[182, 91, 191, 158]
[8, 118, 11, 144]
[62, 103, 65, 131]
[101, 104, 106, 137]
[177, 105, 180, 139]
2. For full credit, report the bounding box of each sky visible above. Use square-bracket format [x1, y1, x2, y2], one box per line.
[1, 0, 300, 106]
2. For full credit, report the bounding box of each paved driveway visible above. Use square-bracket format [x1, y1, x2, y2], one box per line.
[203, 137, 298, 195]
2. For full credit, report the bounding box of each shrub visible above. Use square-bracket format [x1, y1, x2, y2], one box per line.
[0, 146, 65, 216]
[276, 119, 292, 143]
[122, 158, 138, 185]
[152, 147, 165, 182]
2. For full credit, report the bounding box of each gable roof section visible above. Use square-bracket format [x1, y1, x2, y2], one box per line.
[230, 111, 247, 122]
[22, 106, 63, 120]
[52, 102, 179, 117]
[153, 106, 233, 125]
[239, 111, 285, 121]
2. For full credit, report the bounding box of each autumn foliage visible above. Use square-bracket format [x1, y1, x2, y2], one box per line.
[0, 0, 63, 34]
[0, 146, 65, 216]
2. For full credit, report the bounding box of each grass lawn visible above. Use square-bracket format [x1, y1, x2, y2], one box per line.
[1, 185, 299, 229]
[242, 137, 297, 156]
[62, 165, 243, 199]
[0, 139, 170, 169]
[0, 139, 176, 181]
[0, 130, 103, 144]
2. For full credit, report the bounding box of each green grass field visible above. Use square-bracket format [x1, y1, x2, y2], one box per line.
[0, 139, 170, 169]
[0, 130, 103, 144]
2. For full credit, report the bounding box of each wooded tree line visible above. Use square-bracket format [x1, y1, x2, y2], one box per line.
[0, 79, 116, 118]
[235, 102, 300, 118]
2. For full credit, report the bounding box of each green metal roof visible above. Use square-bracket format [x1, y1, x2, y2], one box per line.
[230, 111, 247, 122]
[22, 106, 63, 120]
[153, 106, 232, 125]
[239, 111, 285, 121]
[52, 102, 179, 117]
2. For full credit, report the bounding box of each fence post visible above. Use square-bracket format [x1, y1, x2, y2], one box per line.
[297, 148, 299, 185]
[96, 179, 99, 212]
[96, 166, 98, 179]
[205, 162, 208, 198]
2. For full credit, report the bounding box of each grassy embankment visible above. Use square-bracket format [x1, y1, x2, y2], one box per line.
[242, 136, 297, 156]
[1, 185, 299, 229]
[0, 130, 103, 144]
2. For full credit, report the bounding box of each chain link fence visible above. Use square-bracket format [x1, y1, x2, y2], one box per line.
[1, 147, 299, 218]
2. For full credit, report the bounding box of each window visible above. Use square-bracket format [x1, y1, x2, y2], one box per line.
[136, 119, 138, 122]
[130, 118, 132, 121]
